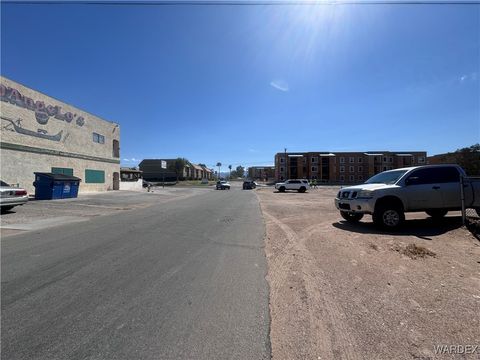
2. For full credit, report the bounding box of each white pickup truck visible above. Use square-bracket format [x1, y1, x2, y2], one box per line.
[275, 179, 310, 193]
[334, 165, 480, 229]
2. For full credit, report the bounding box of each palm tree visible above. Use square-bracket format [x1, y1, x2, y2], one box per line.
[228, 165, 232, 179]
[216, 162, 222, 180]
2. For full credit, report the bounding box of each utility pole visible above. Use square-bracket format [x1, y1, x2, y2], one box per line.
[216, 162, 222, 180]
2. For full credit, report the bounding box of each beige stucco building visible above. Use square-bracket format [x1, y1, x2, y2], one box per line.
[1, 76, 120, 194]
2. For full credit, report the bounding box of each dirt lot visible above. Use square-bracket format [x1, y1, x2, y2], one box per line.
[256, 186, 480, 360]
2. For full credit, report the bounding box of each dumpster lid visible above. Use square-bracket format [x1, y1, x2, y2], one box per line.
[34, 172, 82, 181]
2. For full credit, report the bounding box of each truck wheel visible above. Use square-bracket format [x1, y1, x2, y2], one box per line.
[340, 211, 364, 223]
[373, 204, 405, 230]
[298, 187, 306, 193]
[425, 209, 448, 219]
[279, 186, 285, 192]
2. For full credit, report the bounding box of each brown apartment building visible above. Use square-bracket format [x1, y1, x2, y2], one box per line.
[247, 166, 275, 181]
[274, 151, 427, 183]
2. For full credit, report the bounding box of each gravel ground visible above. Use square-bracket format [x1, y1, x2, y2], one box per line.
[256, 186, 480, 360]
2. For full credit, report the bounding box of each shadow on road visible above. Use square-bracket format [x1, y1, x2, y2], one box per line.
[272, 191, 309, 194]
[332, 216, 463, 240]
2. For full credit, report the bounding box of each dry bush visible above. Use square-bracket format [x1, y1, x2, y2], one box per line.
[391, 243, 436, 259]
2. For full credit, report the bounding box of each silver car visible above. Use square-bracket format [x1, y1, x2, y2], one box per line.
[0, 180, 29, 212]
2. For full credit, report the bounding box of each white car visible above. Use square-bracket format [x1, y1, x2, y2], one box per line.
[275, 179, 310, 193]
[216, 181, 231, 190]
[0, 180, 29, 212]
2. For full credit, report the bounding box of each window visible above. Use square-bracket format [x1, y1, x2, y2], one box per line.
[280, 158, 284, 163]
[358, 175, 363, 181]
[358, 166, 363, 172]
[383, 166, 387, 171]
[93, 132, 105, 144]
[349, 166, 354, 172]
[418, 156, 425, 163]
[358, 157, 363, 163]
[389, 157, 393, 163]
[349, 175, 355, 181]
[339, 175, 345, 181]
[280, 167, 284, 172]
[113, 139, 120, 158]
[311, 166, 317, 172]
[383, 157, 387, 162]
[51, 167, 73, 176]
[85, 169, 105, 183]
[365, 170, 409, 184]
[340, 157, 345, 163]
[406, 167, 460, 185]
[311, 157, 316, 163]
[349, 157, 355, 163]
[340, 166, 345, 173]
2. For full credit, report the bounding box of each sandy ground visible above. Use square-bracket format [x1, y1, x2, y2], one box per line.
[256, 186, 480, 360]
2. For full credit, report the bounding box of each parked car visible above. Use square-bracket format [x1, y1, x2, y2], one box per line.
[216, 180, 231, 190]
[0, 180, 28, 212]
[334, 165, 480, 229]
[275, 179, 310, 193]
[243, 180, 257, 190]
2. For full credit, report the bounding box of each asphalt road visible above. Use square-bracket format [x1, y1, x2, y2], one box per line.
[1, 185, 270, 360]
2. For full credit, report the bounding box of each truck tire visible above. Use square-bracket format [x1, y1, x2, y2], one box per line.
[298, 187, 306, 193]
[279, 186, 285, 193]
[373, 204, 405, 230]
[425, 209, 448, 219]
[340, 211, 364, 223]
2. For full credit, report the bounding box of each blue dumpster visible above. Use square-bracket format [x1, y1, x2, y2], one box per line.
[33, 173, 82, 200]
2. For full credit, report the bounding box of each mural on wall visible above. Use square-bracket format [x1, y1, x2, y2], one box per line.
[0, 84, 85, 127]
[0, 83, 87, 143]
[1, 116, 64, 142]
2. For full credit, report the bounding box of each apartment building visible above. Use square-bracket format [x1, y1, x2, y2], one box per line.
[274, 151, 427, 183]
[247, 166, 275, 181]
[139, 159, 214, 182]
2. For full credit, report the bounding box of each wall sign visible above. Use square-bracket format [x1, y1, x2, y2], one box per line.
[1, 116, 63, 142]
[0, 84, 85, 127]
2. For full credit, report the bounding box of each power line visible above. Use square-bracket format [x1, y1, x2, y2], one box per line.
[2, 0, 479, 5]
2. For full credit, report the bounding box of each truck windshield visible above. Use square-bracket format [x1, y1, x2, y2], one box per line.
[364, 170, 408, 185]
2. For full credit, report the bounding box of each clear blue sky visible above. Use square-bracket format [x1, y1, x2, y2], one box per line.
[2, 2, 479, 170]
